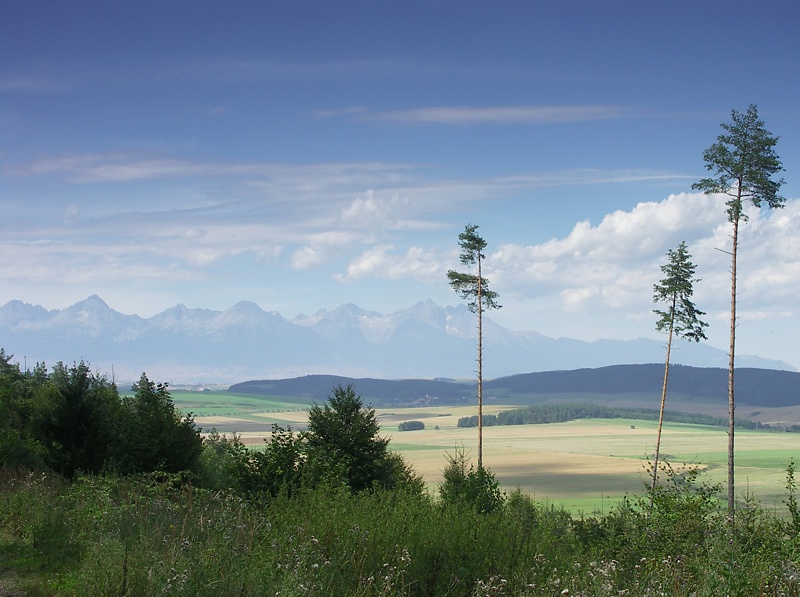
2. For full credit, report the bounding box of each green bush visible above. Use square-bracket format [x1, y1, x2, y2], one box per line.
[439, 446, 504, 514]
[398, 420, 425, 431]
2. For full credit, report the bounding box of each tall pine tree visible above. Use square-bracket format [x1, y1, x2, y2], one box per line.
[446, 224, 500, 468]
[692, 104, 784, 516]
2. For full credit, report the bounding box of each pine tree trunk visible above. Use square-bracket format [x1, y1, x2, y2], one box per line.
[477, 254, 483, 469]
[650, 303, 675, 513]
[728, 209, 740, 519]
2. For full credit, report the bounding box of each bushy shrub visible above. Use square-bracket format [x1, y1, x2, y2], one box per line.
[398, 420, 425, 431]
[439, 446, 504, 514]
[196, 430, 251, 492]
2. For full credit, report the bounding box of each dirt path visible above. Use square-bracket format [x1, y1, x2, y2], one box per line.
[0, 577, 26, 596]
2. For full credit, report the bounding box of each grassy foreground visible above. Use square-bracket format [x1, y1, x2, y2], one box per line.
[4, 385, 800, 596]
[2, 465, 800, 596]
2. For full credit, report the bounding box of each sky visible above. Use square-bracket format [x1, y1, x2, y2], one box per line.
[1, 0, 799, 370]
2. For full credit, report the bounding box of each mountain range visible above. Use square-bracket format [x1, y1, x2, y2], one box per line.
[0, 295, 795, 383]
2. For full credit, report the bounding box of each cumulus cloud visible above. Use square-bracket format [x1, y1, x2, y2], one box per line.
[489, 194, 800, 325]
[290, 246, 327, 270]
[336, 245, 440, 282]
[481, 192, 722, 315]
[290, 231, 355, 270]
[328, 193, 800, 334]
[339, 191, 389, 225]
[338, 191, 414, 230]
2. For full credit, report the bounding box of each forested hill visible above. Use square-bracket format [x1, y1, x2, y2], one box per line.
[487, 364, 800, 406]
[230, 375, 474, 404]
[230, 364, 800, 408]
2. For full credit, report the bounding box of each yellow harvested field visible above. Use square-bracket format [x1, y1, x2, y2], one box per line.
[251, 410, 311, 424]
[196, 415, 260, 427]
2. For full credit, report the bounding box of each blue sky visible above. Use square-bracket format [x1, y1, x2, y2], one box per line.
[2, 0, 799, 369]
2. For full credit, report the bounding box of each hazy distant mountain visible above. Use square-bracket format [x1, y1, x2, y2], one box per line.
[0, 295, 795, 383]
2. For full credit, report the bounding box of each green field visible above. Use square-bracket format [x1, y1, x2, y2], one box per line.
[170, 390, 311, 416]
[179, 391, 800, 515]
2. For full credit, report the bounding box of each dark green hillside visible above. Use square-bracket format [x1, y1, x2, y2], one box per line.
[230, 374, 474, 405]
[485, 364, 800, 407]
[230, 364, 800, 408]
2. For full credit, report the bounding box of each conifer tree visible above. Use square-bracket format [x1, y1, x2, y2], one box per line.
[446, 224, 500, 468]
[650, 241, 708, 508]
[692, 104, 784, 515]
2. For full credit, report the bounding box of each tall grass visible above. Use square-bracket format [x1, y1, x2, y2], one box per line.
[2, 466, 800, 596]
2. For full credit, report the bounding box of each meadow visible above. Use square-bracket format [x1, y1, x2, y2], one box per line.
[4, 387, 800, 595]
[182, 390, 800, 514]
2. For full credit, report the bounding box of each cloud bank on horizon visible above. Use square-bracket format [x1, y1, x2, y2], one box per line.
[1, 1, 798, 370]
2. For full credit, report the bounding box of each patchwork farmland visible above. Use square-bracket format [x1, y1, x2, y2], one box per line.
[179, 390, 800, 514]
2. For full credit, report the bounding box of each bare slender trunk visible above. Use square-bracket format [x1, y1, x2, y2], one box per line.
[477, 254, 483, 469]
[650, 299, 675, 513]
[728, 206, 740, 519]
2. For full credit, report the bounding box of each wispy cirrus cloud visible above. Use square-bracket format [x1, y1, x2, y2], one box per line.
[0, 75, 59, 92]
[331, 104, 635, 125]
[6, 152, 418, 185]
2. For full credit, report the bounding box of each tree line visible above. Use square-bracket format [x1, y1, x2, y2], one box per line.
[456, 402, 771, 430]
[0, 349, 202, 478]
[0, 351, 425, 497]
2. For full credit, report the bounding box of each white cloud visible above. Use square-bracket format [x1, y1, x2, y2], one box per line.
[6, 153, 417, 190]
[338, 191, 414, 230]
[339, 191, 387, 225]
[488, 195, 800, 330]
[485, 193, 721, 309]
[0, 75, 56, 92]
[336, 245, 441, 282]
[290, 246, 327, 270]
[289, 231, 356, 270]
[4, 143, 797, 362]
[62, 203, 79, 223]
